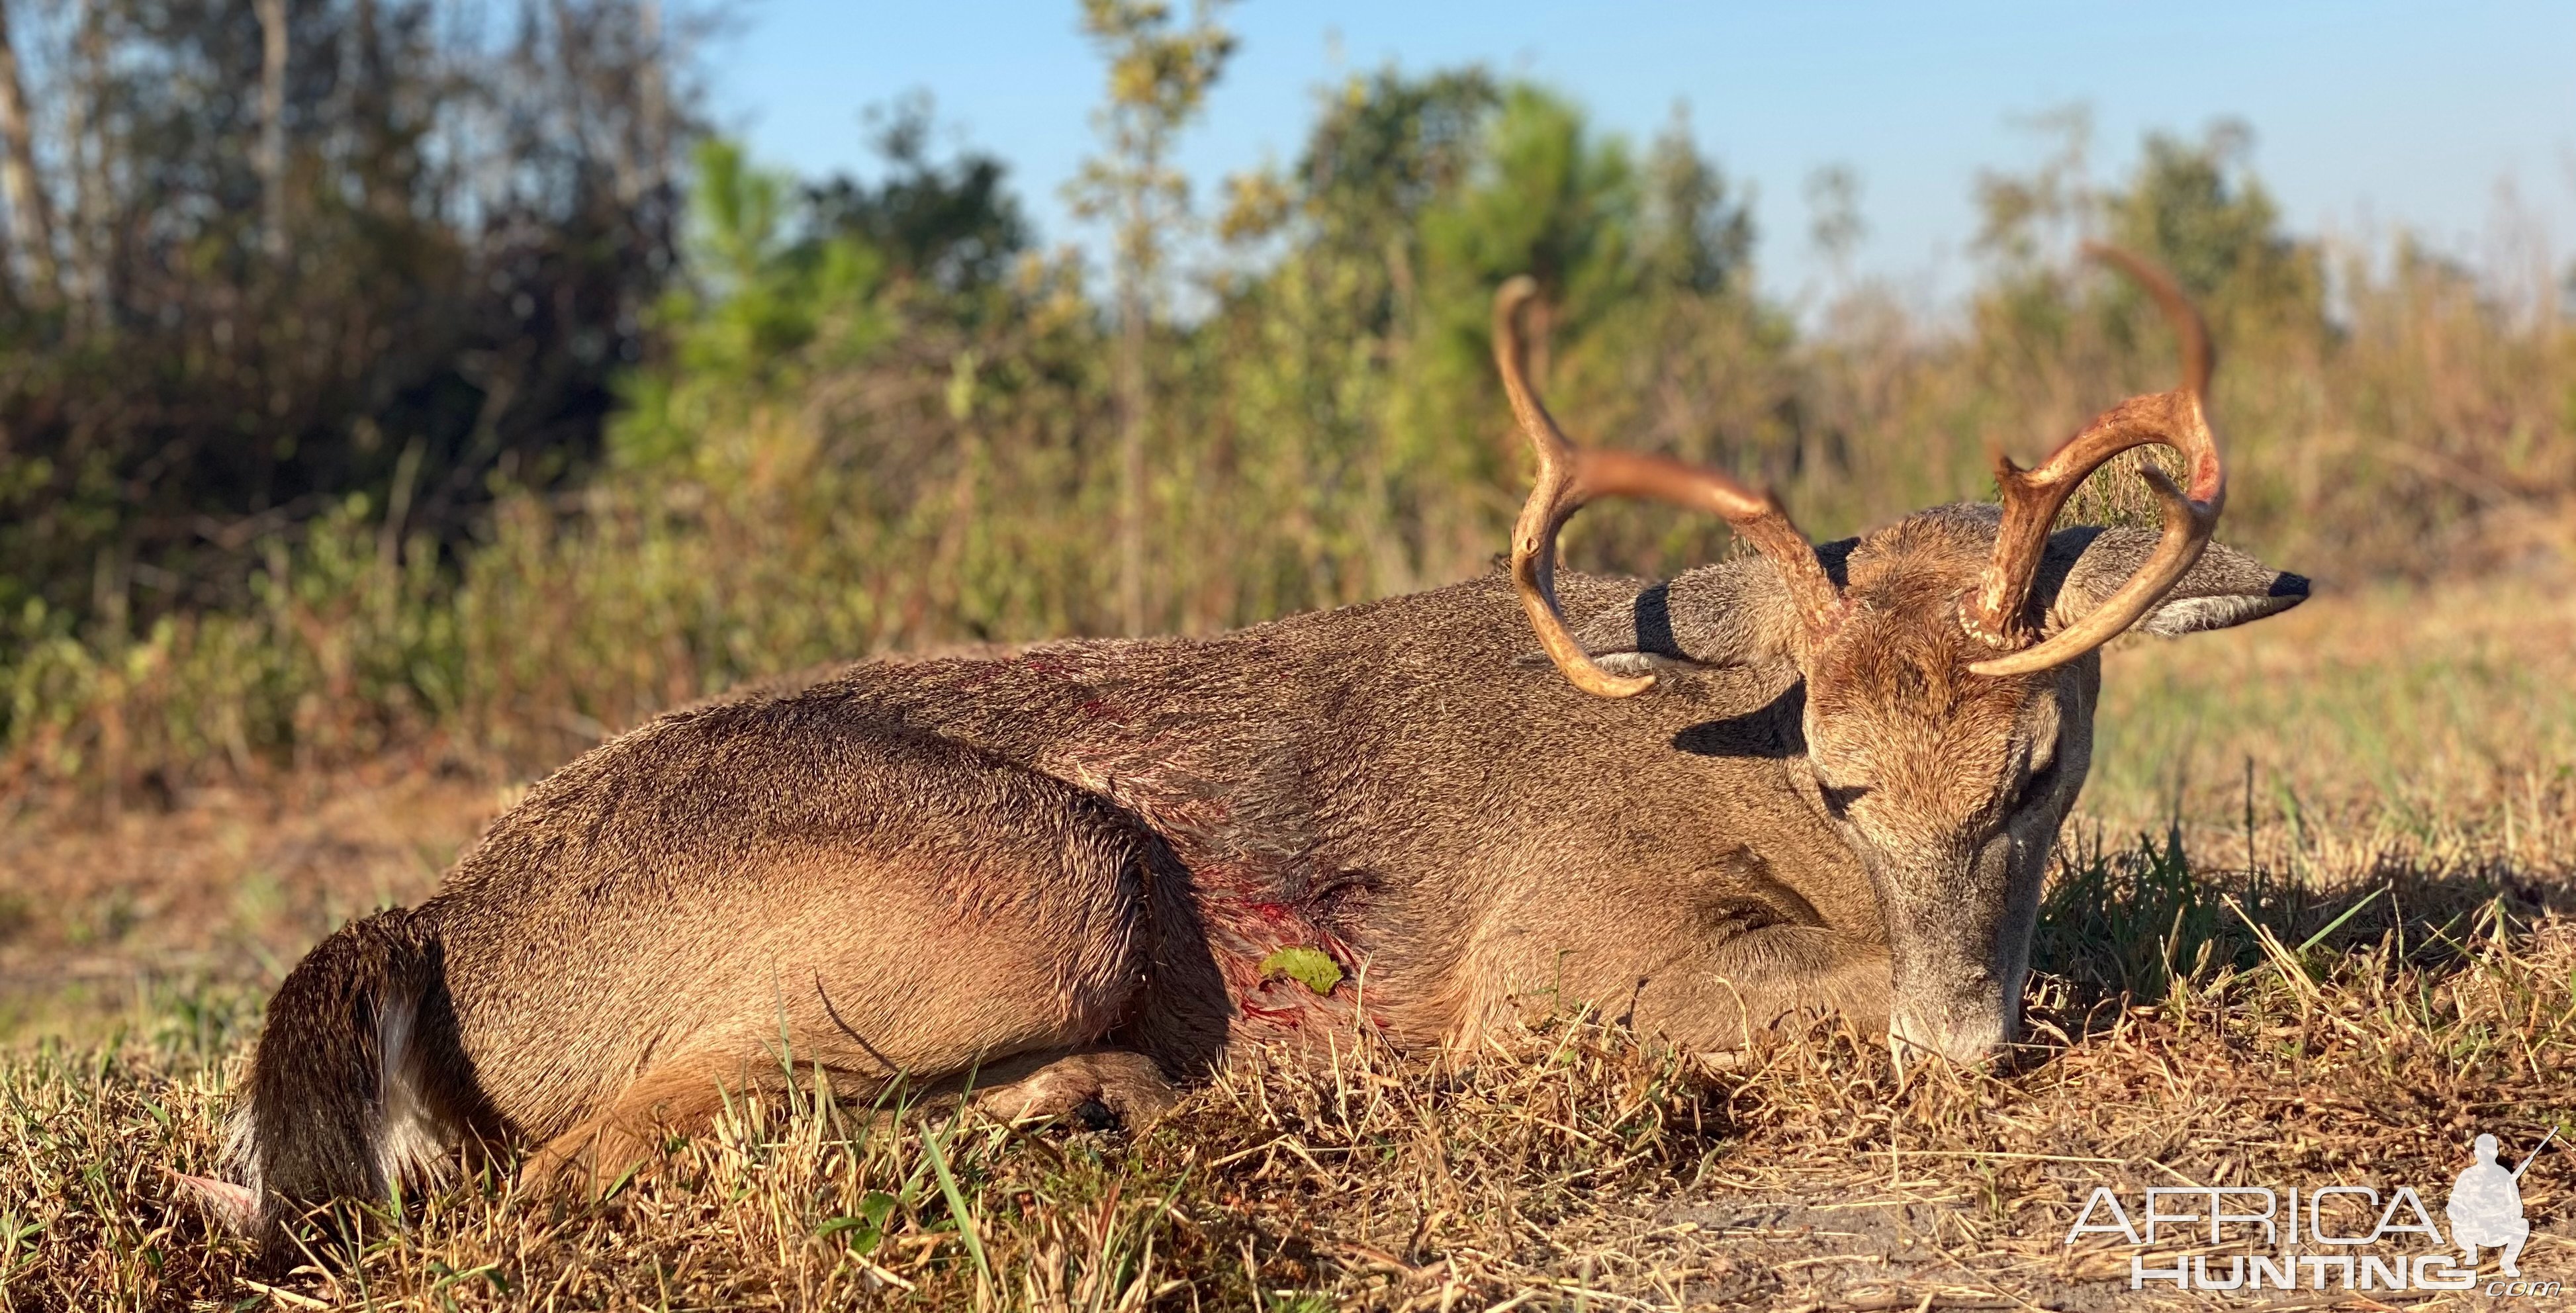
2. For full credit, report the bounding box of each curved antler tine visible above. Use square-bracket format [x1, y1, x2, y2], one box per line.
[1967, 461, 2217, 676]
[1961, 246, 2225, 668]
[1571, 450, 1847, 635]
[2088, 242, 2211, 398]
[1496, 277, 1656, 698]
[1494, 277, 1844, 699]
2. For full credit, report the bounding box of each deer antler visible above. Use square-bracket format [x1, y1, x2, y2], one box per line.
[1960, 244, 2226, 678]
[1494, 277, 1845, 698]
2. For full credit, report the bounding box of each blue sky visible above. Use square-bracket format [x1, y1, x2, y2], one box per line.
[704, 1, 2575, 308]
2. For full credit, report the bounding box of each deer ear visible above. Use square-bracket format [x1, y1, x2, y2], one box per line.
[1567, 547, 1846, 670]
[2043, 526, 2310, 639]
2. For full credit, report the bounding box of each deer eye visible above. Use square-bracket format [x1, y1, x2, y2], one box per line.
[1820, 784, 1870, 819]
[2013, 756, 2062, 810]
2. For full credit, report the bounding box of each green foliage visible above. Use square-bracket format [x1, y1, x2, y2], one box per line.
[816, 1190, 900, 1255]
[2107, 124, 2325, 341]
[1972, 114, 2327, 379]
[0, 0, 685, 641]
[1068, 0, 1238, 300]
[806, 95, 1032, 299]
[1071, 0, 1239, 635]
[3, 68, 2571, 796]
[1426, 85, 1639, 301]
[612, 140, 891, 473]
[1374, 83, 1776, 576]
[1284, 68, 1498, 255]
[1399, 86, 1637, 482]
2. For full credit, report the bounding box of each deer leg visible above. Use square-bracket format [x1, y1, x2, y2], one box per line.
[525, 1056, 740, 1197]
[968, 1047, 1179, 1130]
[526, 1045, 1183, 1199]
[1483, 919, 1890, 1054]
[1667, 924, 1892, 1050]
[492, 739, 1200, 1192]
[772, 779, 1172, 1105]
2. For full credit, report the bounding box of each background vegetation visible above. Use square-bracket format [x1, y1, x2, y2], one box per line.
[0, 0, 2567, 802]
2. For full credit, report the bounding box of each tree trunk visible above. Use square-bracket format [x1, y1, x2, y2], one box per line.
[0, 0, 59, 302]
[255, 0, 289, 262]
[65, 0, 111, 324]
[635, 0, 667, 204]
[1115, 273, 1149, 637]
[1112, 141, 1158, 639]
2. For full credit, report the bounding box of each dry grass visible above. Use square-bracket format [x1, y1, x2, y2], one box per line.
[2092, 568, 2576, 847]
[3, 572, 2572, 1310]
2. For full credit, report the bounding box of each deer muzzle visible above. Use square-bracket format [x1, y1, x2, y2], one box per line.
[1882, 887, 2029, 1067]
[1888, 985, 2016, 1067]
[1873, 833, 2044, 1068]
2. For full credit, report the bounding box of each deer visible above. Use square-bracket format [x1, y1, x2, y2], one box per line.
[189, 246, 2306, 1267]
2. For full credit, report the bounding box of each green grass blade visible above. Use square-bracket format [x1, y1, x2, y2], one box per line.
[2297, 885, 2385, 954]
[917, 1114, 990, 1285]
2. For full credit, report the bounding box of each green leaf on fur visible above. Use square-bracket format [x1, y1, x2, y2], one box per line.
[1260, 946, 1343, 995]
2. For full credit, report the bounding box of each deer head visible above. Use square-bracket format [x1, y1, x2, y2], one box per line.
[1494, 246, 2308, 1064]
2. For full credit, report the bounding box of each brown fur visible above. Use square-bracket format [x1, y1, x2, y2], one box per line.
[222, 502, 2305, 1264]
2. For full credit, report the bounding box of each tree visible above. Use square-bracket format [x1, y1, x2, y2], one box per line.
[805, 94, 1031, 302]
[1804, 164, 1866, 291]
[0, 0, 56, 302]
[1401, 85, 1641, 488]
[0, 0, 702, 630]
[1068, 0, 1234, 636]
[253, 0, 289, 261]
[1970, 114, 2326, 527]
[2106, 123, 2324, 348]
[1287, 67, 1496, 281]
[1639, 108, 1753, 298]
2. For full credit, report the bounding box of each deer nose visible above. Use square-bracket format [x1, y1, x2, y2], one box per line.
[1888, 1009, 2007, 1068]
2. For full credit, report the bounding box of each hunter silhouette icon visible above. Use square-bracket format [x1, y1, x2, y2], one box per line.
[2449, 1130, 2553, 1276]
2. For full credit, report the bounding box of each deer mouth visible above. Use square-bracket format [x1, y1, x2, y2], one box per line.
[1888, 1003, 2012, 1067]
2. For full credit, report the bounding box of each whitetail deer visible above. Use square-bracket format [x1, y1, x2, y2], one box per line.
[195, 246, 2305, 1266]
